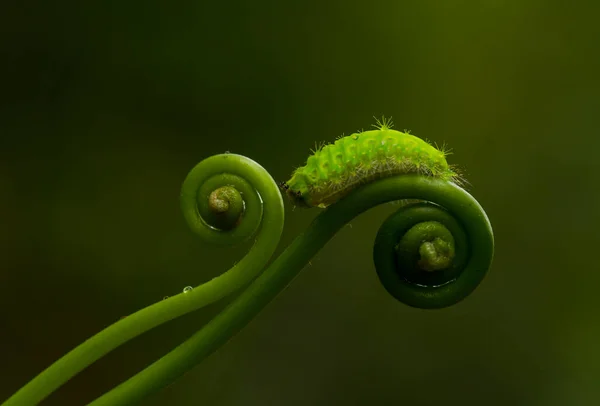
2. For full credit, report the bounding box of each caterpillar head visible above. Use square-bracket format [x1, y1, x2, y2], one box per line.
[279, 181, 311, 208]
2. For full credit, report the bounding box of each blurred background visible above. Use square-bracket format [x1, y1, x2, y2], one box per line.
[1, 1, 599, 405]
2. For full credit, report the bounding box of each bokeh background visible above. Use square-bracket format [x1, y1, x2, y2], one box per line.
[1, 1, 599, 405]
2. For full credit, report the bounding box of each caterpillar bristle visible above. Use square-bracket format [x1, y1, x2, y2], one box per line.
[373, 115, 394, 130]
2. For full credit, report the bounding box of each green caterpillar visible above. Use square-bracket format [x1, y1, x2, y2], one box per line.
[281, 117, 463, 208]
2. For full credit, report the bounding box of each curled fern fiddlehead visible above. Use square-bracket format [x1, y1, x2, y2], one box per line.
[3, 152, 494, 406]
[2, 153, 284, 406]
[372, 179, 493, 309]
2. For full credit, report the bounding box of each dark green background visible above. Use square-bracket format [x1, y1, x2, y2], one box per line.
[2, 1, 599, 405]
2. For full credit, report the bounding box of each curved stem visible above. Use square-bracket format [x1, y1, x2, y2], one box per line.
[88, 175, 494, 405]
[1, 154, 284, 406]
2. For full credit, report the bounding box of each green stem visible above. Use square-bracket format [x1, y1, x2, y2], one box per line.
[88, 175, 494, 405]
[3, 154, 494, 406]
[1, 154, 284, 406]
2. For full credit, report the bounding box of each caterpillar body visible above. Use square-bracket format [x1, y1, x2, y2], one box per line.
[281, 118, 462, 208]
